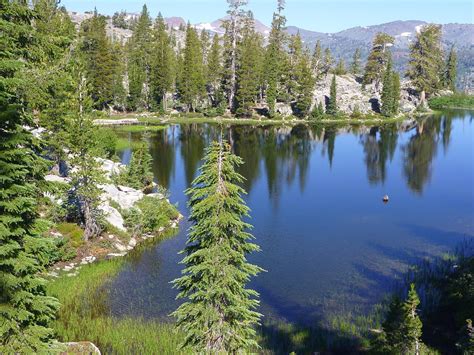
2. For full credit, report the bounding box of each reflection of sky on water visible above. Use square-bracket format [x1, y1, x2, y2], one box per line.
[110, 111, 474, 325]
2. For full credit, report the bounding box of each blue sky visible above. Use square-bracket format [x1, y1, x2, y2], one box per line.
[61, 0, 473, 32]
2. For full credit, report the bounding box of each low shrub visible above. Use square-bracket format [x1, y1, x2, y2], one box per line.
[123, 196, 179, 237]
[428, 94, 474, 110]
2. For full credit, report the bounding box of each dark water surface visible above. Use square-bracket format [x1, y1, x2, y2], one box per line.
[109, 111, 473, 326]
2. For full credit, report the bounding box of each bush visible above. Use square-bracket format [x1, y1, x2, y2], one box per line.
[123, 196, 179, 237]
[56, 222, 85, 249]
[93, 128, 118, 159]
[428, 94, 474, 110]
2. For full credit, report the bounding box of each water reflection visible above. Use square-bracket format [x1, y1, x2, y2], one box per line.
[111, 111, 473, 324]
[117, 113, 466, 200]
[360, 126, 398, 185]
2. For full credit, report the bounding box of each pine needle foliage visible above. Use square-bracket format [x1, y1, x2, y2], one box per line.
[327, 75, 338, 115]
[0, 1, 60, 352]
[172, 140, 263, 353]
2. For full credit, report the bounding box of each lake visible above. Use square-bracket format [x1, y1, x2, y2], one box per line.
[108, 111, 473, 327]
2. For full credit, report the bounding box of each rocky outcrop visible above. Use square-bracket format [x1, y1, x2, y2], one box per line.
[312, 74, 420, 115]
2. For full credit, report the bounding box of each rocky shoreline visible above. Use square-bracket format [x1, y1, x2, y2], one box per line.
[44, 157, 183, 279]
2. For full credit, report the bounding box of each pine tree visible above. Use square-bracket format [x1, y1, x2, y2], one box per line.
[363, 32, 394, 91]
[235, 13, 262, 117]
[444, 46, 457, 92]
[322, 47, 334, 76]
[26, 0, 76, 166]
[122, 140, 154, 190]
[264, 0, 287, 116]
[380, 284, 424, 354]
[406, 24, 444, 106]
[382, 296, 405, 350]
[222, 0, 249, 111]
[351, 48, 362, 76]
[402, 284, 423, 354]
[67, 72, 105, 241]
[127, 5, 153, 110]
[110, 41, 127, 110]
[392, 71, 400, 115]
[79, 10, 117, 109]
[327, 74, 338, 115]
[333, 58, 347, 75]
[150, 13, 174, 111]
[311, 40, 323, 80]
[310, 101, 324, 120]
[293, 43, 315, 118]
[172, 140, 263, 352]
[180, 23, 205, 111]
[381, 55, 395, 117]
[207, 34, 223, 108]
[0, 2, 60, 351]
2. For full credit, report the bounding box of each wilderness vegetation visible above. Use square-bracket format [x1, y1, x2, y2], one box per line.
[0, 0, 473, 354]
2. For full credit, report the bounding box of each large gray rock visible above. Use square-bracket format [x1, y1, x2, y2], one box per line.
[99, 203, 125, 231]
[97, 158, 127, 179]
[45, 174, 70, 184]
[275, 102, 293, 117]
[100, 184, 144, 210]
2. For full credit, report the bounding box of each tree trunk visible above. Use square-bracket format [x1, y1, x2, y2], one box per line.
[420, 90, 426, 108]
[83, 199, 101, 241]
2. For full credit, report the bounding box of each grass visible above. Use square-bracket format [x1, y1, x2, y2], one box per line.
[130, 112, 409, 127]
[113, 125, 168, 132]
[55, 222, 84, 249]
[428, 93, 474, 110]
[47, 258, 183, 354]
[115, 137, 143, 151]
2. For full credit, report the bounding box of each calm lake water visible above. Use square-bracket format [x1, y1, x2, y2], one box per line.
[109, 111, 473, 326]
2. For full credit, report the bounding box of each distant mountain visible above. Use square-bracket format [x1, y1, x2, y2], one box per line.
[195, 17, 270, 36]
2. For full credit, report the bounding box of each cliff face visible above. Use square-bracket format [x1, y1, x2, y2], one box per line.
[312, 74, 421, 115]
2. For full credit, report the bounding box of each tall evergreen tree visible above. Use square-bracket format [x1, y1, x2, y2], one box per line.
[264, 0, 287, 116]
[172, 140, 263, 352]
[311, 40, 323, 80]
[402, 284, 423, 354]
[79, 10, 117, 109]
[392, 71, 401, 115]
[206, 34, 223, 108]
[406, 24, 444, 106]
[333, 58, 347, 75]
[127, 4, 153, 110]
[380, 284, 423, 354]
[180, 23, 205, 111]
[381, 55, 395, 116]
[235, 13, 262, 117]
[327, 74, 338, 115]
[289, 35, 314, 117]
[67, 73, 105, 241]
[444, 46, 457, 92]
[150, 13, 174, 111]
[351, 48, 362, 76]
[121, 140, 154, 190]
[363, 32, 394, 91]
[322, 47, 334, 77]
[222, 0, 248, 111]
[0, 2, 60, 351]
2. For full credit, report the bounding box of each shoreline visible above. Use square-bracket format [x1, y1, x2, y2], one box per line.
[94, 113, 413, 127]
